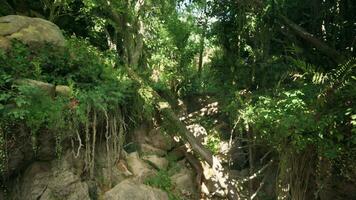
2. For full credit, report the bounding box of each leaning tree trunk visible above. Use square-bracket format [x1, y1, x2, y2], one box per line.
[280, 15, 345, 64]
[124, 66, 240, 200]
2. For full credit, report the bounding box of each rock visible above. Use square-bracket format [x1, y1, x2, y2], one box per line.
[148, 128, 175, 151]
[133, 124, 150, 145]
[36, 130, 56, 161]
[49, 169, 90, 200]
[5, 133, 34, 178]
[171, 167, 198, 199]
[55, 85, 72, 97]
[126, 152, 155, 180]
[116, 159, 132, 177]
[140, 143, 166, 156]
[7, 147, 25, 172]
[0, 15, 65, 50]
[104, 179, 169, 200]
[95, 145, 131, 188]
[143, 155, 169, 170]
[16, 162, 52, 200]
[0, 36, 11, 49]
[201, 162, 226, 198]
[96, 166, 129, 189]
[14, 161, 90, 200]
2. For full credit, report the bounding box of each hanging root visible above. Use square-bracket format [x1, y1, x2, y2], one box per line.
[90, 109, 97, 179]
[117, 108, 125, 160]
[85, 104, 91, 173]
[67, 103, 126, 183]
[104, 109, 112, 187]
[75, 130, 83, 158]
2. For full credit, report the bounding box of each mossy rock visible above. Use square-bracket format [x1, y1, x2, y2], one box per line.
[0, 15, 65, 50]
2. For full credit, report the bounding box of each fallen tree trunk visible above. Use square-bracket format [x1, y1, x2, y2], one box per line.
[280, 15, 345, 63]
[125, 66, 240, 200]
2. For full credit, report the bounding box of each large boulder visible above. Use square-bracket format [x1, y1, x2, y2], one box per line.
[0, 15, 65, 50]
[104, 179, 168, 200]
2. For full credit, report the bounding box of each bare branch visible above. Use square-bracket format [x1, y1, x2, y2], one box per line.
[241, 159, 274, 183]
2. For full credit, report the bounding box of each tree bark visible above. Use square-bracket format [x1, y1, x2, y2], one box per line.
[280, 15, 345, 63]
[198, 3, 208, 77]
[101, 0, 145, 68]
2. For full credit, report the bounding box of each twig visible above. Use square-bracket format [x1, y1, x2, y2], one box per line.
[251, 173, 268, 200]
[260, 150, 273, 164]
[241, 159, 274, 183]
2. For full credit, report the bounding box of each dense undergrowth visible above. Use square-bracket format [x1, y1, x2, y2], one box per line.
[0, 39, 148, 176]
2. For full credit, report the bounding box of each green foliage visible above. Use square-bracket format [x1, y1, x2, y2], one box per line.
[145, 170, 172, 191]
[0, 38, 139, 170]
[238, 90, 316, 150]
[230, 57, 355, 161]
[206, 129, 220, 154]
[144, 170, 181, 200]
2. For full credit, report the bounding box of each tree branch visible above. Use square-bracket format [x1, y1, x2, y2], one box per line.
[280, 15, 345, 63]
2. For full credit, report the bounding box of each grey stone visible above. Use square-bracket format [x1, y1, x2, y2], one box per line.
[143, 155, 169, 170]
[171, 167, 198, 198]
[14, 160, 90, 200]
[104, 179, 168, 200]
[126, 152, 155, 181]
[148, 128, 175, 151]
[140, 143, 166, 156]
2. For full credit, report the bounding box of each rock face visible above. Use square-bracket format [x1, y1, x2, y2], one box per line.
[126, 152, 155, 180]
[140, 143, 166, 156]
[143, 155, 169, 170]
[5, 129, 56, 179]
[95, 145, 131, 188]
[171, 167, 198, 199]
[5, 122, 200, 200]
[13, 161, 90, 200]
[104, 179, 169, 200]
[0, 15, 65, 50]
[148, 128, 175, 151]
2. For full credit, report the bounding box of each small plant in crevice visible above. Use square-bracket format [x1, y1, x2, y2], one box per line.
[144, 170, 181, 200]
[145, 170, 172, 191]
